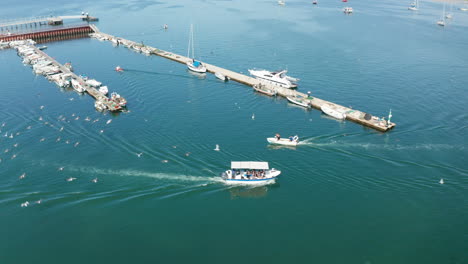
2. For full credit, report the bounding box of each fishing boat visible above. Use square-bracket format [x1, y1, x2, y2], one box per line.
[321, 105, 346, 120]
[253, 84, 277, 96]
[110, 92, 127, 107]
[215, 72, 228, 81]
[186, 24, 207, 73]
[221, 161, 281, 185]
[71, 79, 86, 93]
[99, 86, 108, 95]
[115, 66, 124, 72]
[278, 0, 285, 5]
[286, 96, 311, 108]
[408, 0, 418, 11]
[267, 134, 299, 146]
[248, 69, 299, 89]
[343, 7, 353, 13]
[437, 2, 446, 26]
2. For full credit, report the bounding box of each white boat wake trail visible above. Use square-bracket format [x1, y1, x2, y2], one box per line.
[298, 139, 462, 151]
[68, 166, 223, 183]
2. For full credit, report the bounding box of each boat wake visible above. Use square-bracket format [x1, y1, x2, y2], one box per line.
[298, 139, 463, 151]
[67, 166, 224, 183]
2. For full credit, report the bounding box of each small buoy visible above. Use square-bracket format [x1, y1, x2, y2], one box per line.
[251, 113, 255, 120]
[214, 144, 220, 151]
[439, 179, 444, 184]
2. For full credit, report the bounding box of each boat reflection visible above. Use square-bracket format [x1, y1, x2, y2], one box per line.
[229, 186, 269, 199]
[267, 144, 297, 150]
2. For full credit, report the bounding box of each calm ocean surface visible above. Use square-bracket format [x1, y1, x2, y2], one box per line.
[1, 0, 467, 263]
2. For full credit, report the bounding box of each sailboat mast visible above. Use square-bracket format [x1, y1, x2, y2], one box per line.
[187, 24, 192, 58]
[191, 24, 195, 59]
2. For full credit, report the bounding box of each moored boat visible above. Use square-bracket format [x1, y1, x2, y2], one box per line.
[286, 96, 311, 108]
[115, 66, 124, 72]
[248, 69, 298, 89]
[186, 24, 207, 73]
[86, 79, 102, 87]
[110, 92, 127, 107]
[253, 84, 277, 96]
[71, 79, 86, 93]
[343, 7, 353, 13]
[321, 105, 346, 120]
[215, 72, 228, 81]
[221, 161, 281, 185]
[99, 86, 109, 95]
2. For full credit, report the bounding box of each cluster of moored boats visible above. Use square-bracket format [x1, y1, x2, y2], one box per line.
[6, 39, 126, 112]
[89, 32, 156, 55]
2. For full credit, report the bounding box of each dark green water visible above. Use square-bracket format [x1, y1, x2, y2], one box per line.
[1, 0, 467, 263]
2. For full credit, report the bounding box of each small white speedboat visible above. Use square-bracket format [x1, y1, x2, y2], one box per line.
[86, 79, 102, 87]
[343, 7, 353, 13]
[215, 72, 228, 81]
[267, 135, 299, 146]
[321, 105, 346, 120]
[287, 96, 311, 108]
[222, 161, 281, 185]
[99, 86, 108, 95]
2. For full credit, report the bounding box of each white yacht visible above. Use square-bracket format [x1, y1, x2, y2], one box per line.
[248, 69, 299, 89]
[186, 24, 207, 73]
[221, 161, 281, 185]
[71, 79, 86, 93]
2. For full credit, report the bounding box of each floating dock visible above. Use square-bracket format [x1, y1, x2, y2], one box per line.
[92, 26, 395, 132]
[24, 44, 124, 111]
[0, 25, 93, 43]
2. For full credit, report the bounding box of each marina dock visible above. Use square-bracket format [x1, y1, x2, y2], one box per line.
[92, 27, 395, 132]
[25, 44, 124, 111]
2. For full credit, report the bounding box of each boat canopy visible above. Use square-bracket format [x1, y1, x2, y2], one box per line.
[231, 161, 269, 170]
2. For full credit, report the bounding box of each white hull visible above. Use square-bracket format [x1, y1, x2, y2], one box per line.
[222, 170, 281, 185]
[287, 96, 310, 108]
[321, 105, 346, 120]
[267, 137, 298, 146]
[215, 72, 228, 81]
[186, 61, 207, 73]
[71, 79, 86, 93]
[223, 178, 277, 185]
[248, 69, 298, 89]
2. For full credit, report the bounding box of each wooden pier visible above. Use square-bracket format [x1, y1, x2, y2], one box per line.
[91, 26, 394, 132]
[0, 25, 93, 43]
[0, 15, 98, 30]
[27, 45, 121, 111]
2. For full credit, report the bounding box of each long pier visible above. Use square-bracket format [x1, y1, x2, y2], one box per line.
[0, 24, 93, 43]
[27, 45, 119, 111]
[91, 26, 395, 132]
[0, 15, 98, 30]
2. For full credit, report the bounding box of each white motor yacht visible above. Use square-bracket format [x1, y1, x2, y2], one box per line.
[248, 69, 299, 89]
[222, 161, 281, 185]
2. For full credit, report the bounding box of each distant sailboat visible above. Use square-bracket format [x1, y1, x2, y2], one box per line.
[445, 1, 453, 19]
[186, 24, 207, 73]
[437, 2, 446, 26]
[408, 0, 419, 11]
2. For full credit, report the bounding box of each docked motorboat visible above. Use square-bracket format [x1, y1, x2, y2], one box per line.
[253, 84, 277, 96]
[110, 92, 127, 107]
[343, 7, 353, 14]
[267, 134, 299, 146]
[86, 79, 102, 87]
[99, 86, 108, 95]
[248, 69, 298, 89]
[287, 96, 311, 108]
[221, 161, 281, 185]
[94, 100, 107, 111]
[64, 62, 73, 72]
[321, 105, 346, 120]
[215, 72, 228, 81]
[38, 46, 47, 50]
[71, 79, 86, 93]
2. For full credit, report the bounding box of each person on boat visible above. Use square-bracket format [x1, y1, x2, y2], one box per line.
[289, 136, 293, 141]
[275, 133, 281, 140]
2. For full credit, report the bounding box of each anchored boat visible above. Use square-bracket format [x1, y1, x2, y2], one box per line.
[287, 96, 311, 108]
[253, 84, 277, 96]
[221, 161, 281, 185]
[248, 69, 298, 89]
[321, 105, 346, 120]
[186, 24, 207, 73]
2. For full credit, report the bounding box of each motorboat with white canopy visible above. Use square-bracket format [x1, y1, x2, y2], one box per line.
[221, 161, 281, 185]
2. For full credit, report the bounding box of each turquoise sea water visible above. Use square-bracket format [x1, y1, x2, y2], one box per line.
[1, 0, 467, 263]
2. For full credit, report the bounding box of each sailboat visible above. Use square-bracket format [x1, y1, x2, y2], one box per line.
[186, 24, 207, 73]
[437, 2, 446, 26]
[445, 1, 453, 19]
[408, 0, 419, 11]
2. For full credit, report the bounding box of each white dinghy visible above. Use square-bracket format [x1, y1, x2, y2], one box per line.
[221, 161, 281, 185]
[321, 105, 346, 120]
[267, 134, 299, 146]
